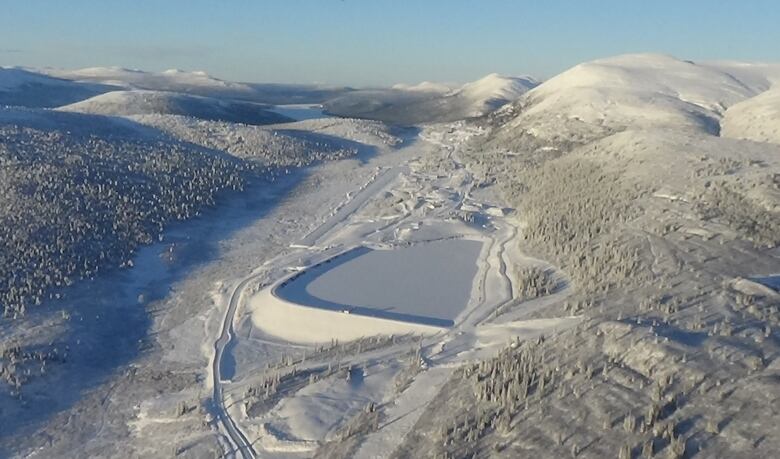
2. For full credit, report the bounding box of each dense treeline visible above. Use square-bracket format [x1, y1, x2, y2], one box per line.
[0, 125, 252, 317]
[133, 115, 366, 167]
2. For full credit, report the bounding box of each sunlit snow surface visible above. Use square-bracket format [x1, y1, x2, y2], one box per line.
[275, 239, 482, 326]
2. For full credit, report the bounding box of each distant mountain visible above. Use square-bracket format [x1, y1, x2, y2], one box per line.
[58, 90, 292, 126]
[323, 74, 538, 124]
[4, 67, 541, 124]
[455, 73, 539, 115]
[391, 81, 458, 93]
[0, 67, 117, 108]
[46, 66, 254, 93]
[41, 66, 352, 105]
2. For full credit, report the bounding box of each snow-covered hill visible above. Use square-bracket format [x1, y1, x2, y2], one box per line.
[46, 66, 254, 93]
[42, 66, 351, 105]
[0, 67, 116, 107]
[487, 53, 780, 147]
[455, 73, 538, 113]
[324, 73, 538, 124]
[57, 90, 292, 126]
[391, 81, 457, 93]
[129, 114, 386, 166]
[721, 87, 780, 144]
[404, 54, 780, 458]
[0, 107, 254, 319]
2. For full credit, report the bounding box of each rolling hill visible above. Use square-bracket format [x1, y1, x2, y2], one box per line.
[398, 54, 780, 458]
[0, 67, 117, 108]
[323, 73, 538, 124]
[57, 90, 292, 126]
[42, 67, 352, 105]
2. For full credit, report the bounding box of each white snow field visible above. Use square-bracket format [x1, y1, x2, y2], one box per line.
[395, 54, 780, 458]
[3, 52, 780, 459]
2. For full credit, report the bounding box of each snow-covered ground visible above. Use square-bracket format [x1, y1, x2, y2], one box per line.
[3, 52, 780, 459]
[3, 95, 562, 457]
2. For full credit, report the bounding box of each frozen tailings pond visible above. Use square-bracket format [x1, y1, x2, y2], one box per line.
[248, 235, 491, 343]
[276, 239, 483, 327]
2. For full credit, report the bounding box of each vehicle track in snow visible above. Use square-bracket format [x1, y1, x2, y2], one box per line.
[211, 274, 259, 459]
[209, 159, 411, 458]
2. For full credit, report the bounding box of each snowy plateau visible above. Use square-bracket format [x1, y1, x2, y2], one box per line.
[0, 53, 779, 459]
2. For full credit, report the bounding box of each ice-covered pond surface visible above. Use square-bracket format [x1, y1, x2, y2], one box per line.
[275, 239, 483, 327]
[269, 104, 332, 121]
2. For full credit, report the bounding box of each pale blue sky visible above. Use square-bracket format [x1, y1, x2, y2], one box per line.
[1, 0, 778, 86]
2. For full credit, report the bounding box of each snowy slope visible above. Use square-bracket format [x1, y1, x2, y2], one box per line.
[57, 90, 291, 126]
[0, 67, 69, 91]
[489, 53, 780, 146]
[401, 54, 780, 458]
[130, 114, 371, 166]
[0, 106, 253, 318]
[454, 73, 538, 113]
[700, 60, 780, 92]
[0, 67, 116, 107]
[721, 87, 780, 144]
[324, 74, 538, 124]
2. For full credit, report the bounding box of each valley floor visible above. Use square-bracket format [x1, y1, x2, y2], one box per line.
[2, 123, 571, 458]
